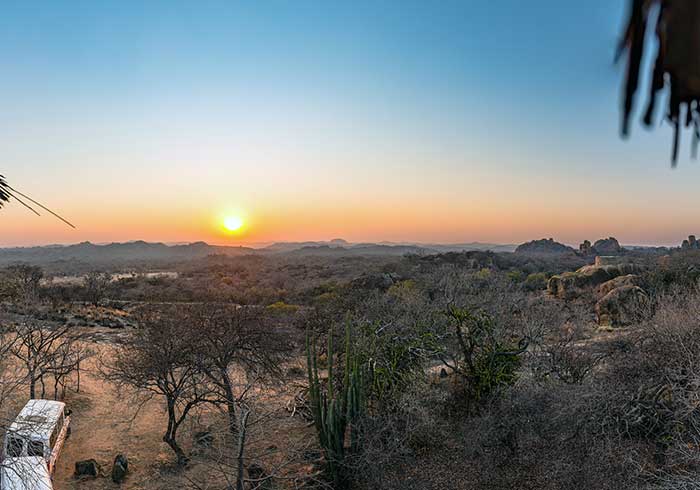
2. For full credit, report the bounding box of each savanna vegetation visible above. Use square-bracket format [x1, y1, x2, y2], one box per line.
[0, 246, 700, 489]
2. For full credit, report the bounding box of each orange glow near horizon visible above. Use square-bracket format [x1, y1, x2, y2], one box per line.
[8, 3, 700, 251]
[0, 193, 696, 249]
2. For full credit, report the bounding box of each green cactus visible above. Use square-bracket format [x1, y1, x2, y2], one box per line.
[306, 322, 365, 486]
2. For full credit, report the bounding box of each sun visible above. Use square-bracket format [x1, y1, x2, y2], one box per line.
[223, 216, 244, 232]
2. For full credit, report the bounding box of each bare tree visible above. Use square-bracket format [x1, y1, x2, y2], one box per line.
[9, 322, 88, 399]
[83, 271, 111, 306]
[105, 308, 217, 466]
[188, 305, 286, 436]
[1, 265, 43, 303]
[0, 326, 22, 406]
[176, 304, 287, 487]
[47, 335, 93, 399]
[184, 401, 314, 490]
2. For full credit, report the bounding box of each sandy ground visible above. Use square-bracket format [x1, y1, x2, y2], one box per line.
[52, 341, 190, 489]
[41, 328, 313, 490]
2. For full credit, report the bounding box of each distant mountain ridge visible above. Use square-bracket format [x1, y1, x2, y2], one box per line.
[0, 239, 517, 265]
[264, 240, 516, 254]
[0, 240, 256, 265]
[263, 238, 350, 252]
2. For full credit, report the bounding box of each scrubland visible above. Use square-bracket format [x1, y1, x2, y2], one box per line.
[2, 248, 700, 489]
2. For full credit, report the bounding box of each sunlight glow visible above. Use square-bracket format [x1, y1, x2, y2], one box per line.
[223, 216, 244, 232]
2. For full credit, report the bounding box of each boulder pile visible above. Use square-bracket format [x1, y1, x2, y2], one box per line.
[682, 235, 700, 250]
[595, 284, 649, 327]
[578, 237, 623, 256]
[597, 274, 643, 297]
[547, 262, 641, 300]
[548, 260, 650, 327]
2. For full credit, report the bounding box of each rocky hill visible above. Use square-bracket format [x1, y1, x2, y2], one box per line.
[515, 238, 575, 255]
[579, 237, 624, 255]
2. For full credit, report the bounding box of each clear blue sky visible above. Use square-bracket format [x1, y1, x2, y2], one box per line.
[1, 1, 695, 247]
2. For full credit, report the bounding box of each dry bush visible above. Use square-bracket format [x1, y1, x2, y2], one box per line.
[184, 401, 315, 490]
[344, 381, 450, 490]
[609, 290, 700, 487]
[530, 322, 608, 384]
[464, 382, 643, 490]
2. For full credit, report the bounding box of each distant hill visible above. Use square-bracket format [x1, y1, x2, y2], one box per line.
[515, 238, 575, 255]
[0, 241, 257, 265]
[285, 244, 438, 257]
[263, 238, 349, 252]
[0, 238, 518, 265]
[265, 240, 516, 254]
[422, 242, 517, 253]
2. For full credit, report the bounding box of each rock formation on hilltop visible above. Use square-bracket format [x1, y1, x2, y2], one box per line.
[579, 240, 593, 255]
[592, 237, 623, 254]
[578, 237, 623, 256]
[515, 238, 575, 255]
[681, 235, 700, 250]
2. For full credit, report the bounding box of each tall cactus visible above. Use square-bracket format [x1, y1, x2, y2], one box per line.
[306, 323, 365, 486]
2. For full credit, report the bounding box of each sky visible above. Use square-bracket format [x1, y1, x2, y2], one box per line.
[1, 1, 697, 247]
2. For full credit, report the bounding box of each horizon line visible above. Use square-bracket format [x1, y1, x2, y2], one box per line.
[0, 237, 686, 251]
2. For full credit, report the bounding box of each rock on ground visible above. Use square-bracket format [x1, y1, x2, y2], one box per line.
[547, 263, 642, 300]
[74, 459, 101, 478]
[597, 274, 643, 298]
[595, 285, 649, 326]
[112, 454, 128, 483]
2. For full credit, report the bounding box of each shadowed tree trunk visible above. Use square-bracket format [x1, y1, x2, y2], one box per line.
[164, 400, 190, 466]
[235, 409, 251, 490]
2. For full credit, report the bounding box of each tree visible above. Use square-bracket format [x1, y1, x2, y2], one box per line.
[188, 305, 286, 439]
[0, 323, 22, 407]
[105, 308, 216, 465]
[9, 322, 89, 399]
[47, 334, 92, 398]
[181, 304, 289, 488]
[83, 271, 111, 306]
[1, 265, 43, 303]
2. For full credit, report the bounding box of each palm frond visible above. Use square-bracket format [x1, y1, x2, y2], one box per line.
[0, 174, 76, 228]
[0, 175, 11, 208]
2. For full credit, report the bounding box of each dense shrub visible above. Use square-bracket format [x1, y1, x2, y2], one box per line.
[440, 306, 526, 410]
[523, 271, 549, 291]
